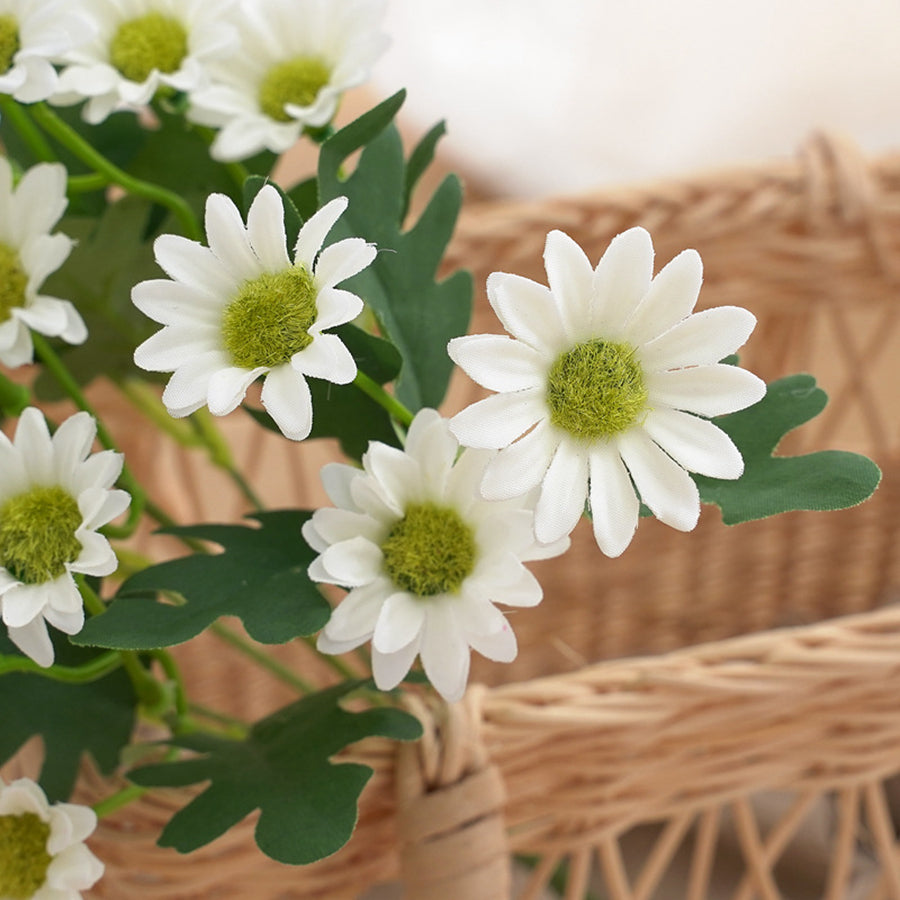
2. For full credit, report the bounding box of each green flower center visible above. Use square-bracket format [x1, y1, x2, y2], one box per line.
[0, 242, 28, 324]
[546, 338, 648, 440]
[381, 503, 477, 598]
[258, 57, 331, 122]
[0, 485, 83, 584]
[221, 267, 319, 369]
[0, 14, 20, 74]
[109, 12, 188, 83]
[0, 812, 52, 899]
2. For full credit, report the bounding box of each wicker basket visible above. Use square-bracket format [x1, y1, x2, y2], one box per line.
[5, 130, 900, 899]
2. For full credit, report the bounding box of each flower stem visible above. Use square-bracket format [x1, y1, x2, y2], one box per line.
[92, 782, 147, 819]
[210, 622, 316, 694]
[0, 95, 56, 162]
[29, 103, 203, 241]
[31, 333, 146, 538]
[352, 371, 414, 427]
[67, 172, 109, 194]
[0, 651, 122, 682]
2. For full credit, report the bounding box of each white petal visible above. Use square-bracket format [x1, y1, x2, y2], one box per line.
[72, 451, 123, 494]
[313, 287, 364, 331]
[21, 233, 72, 288]
[404, 409, 457, 489]
[313, 237, 376, 288]
[153, 234, 238, 296]
[14, 407, 54, 482]
[625, 249, 703, 345]
[247, 185, 291, 271]
[293, 196, 349, 268]
[320, 536, 383, 587]
[588, 443, 640, 557]
[321, 579, 389, 643]
[320, 462, 362, 510]
[132, 279, 222, 326]
[12, 163, 67, 242]
[373, 592, 426, 654]
[449, 389, 545, 450]
[204, 192, 260, 280]
[468, 622, 517, 663]
[7, 617, 54, 667]
[14, 297, 67, 335]
[642, 408, 744, 479]
[309, 507, 382, 547]
[534, 440, 590, 543]
[371, 637, 420, 692]
[476, 563, 543, 608]
[45, 841, 104, 891]
[2, 582, 49, 628]
[646, 365, 767, 417]
[57, 300, 88, 344]
[0, 320, 33, 367]
[292, 332, 356, 384]
[543, 229, 595, 341]
[51, 412, 96, 479]
[162, 351, 229, 416]
[302, 519, 329, 554]
[640, 306, 757, 371]
[420, 601, 470, 702]
[207, 365, 266, 416]
[362, 441, 420, 510]
[72, 531, 118, 577]
[42, 603, 84, 637]
[479, 419, 559, 500]
[260, 365, 313, 441]
[134, 324, 217, 373]
[486, 271, 567, 353]
[448, 334, 546, 393]
[590, 226, 655, 337]
[617, 428, 700, 532]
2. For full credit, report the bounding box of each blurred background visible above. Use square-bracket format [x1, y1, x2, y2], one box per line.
[357, 0, 900, 199]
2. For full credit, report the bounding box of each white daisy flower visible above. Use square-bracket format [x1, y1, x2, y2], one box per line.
[0, 776, 104, 899]
[0, 158, 86, 369]
[133, 188, 376, 441]
[0, 0, 90, 103]
[0, 408, 130, 668]
[187, 0, 389, 161]
[52, 0, 238, 124]
[448, 227, 767, 557]
[309, 409, 569, 702]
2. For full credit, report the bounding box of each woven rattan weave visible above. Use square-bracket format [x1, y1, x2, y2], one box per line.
[5, 130, 900, 899]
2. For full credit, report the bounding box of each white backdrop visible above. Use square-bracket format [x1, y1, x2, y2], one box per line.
[370, 0, 900, 197]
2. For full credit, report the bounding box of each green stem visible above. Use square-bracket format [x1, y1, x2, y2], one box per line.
[92, 782, 147, 819]
[0, 651, 121, 682]
[29, 103, 203, 241]
[210, 622, 315, 694]
[353, 371, 414, 428]
[187, 702, 248, 737]
[152, 649, 188, 719]
[31, 334, 147, 539]
[0, 95, 56, 162]
[67, 172, 109, 194]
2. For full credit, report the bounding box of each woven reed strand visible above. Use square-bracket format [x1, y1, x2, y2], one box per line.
[3, 131, 899, 898]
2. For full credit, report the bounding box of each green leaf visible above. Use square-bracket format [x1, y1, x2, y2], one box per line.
[34, 196, 166, 399]
[696, 374, 882, 524]
[0, 371, 29, 420]
[129, 682, 422, 864]
[0, 634, 136, 802]
[246, 323, 403, 458]
[317, 92, 473, 411]
[74, 511, 328, 650]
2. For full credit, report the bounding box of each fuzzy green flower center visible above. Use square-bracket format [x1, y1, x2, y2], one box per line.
[109, 12, 188, 83]
[259, 57, 331, 122]
[0, 812, 52, 899]
[0, 485, 83, 584]
[0, 242, 28, 324]
[546, 339, 648, 440]
[381, 503, 477, 598]
[0, 14, 20, 74]
[221, 267, 319, 369]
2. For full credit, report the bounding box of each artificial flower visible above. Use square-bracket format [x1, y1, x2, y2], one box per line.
[0, 776, 103, 899]
[0, 408, 129, 667]
[52, 0, 237, 124]
[309, 408, 569, 702]
[448, 227, 767, 557]
[0, 0, 89, 103]
[0, 158, 85, 368]
[133, 188, 375, 441]
[188, 0, 388, 161]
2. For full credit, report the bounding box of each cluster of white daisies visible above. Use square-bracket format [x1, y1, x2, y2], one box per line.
[0, 0, 388, 158]
[1, 0, 764, 742]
